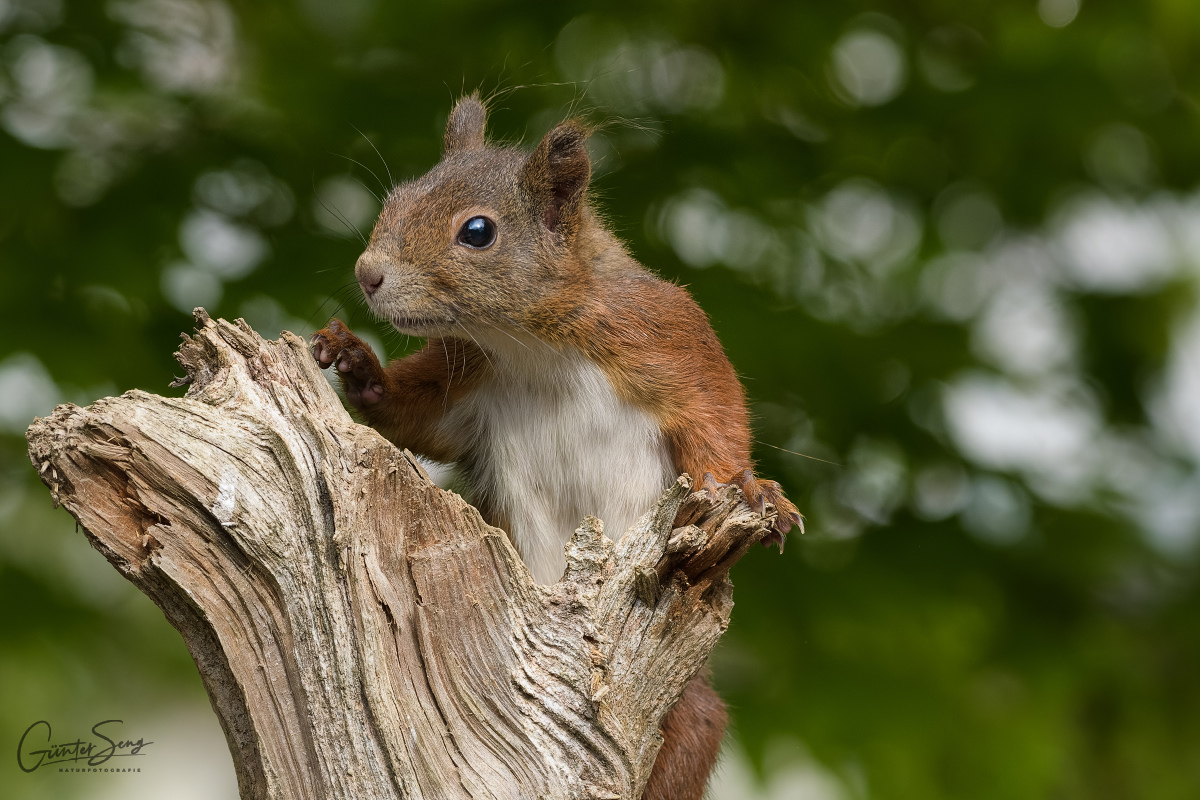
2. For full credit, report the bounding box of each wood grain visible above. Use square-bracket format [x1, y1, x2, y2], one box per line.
[25, 309, 770, 800]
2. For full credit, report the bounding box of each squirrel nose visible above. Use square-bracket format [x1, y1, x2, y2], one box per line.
[359, 267, 384, 297]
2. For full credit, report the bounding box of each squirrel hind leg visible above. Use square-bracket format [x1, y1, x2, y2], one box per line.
[641, 673, 727, 800]
[700, 469, 804, 548]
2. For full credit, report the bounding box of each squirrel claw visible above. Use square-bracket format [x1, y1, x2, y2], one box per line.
[699, 468, 802, 551]
[335, 348, 384, 404]
[311, 319, 355, 369]
[311, 319, 386, 408]
[743, 473, 803, 548]
[734, 468, 768, 517]
[310, 334, 336, 369]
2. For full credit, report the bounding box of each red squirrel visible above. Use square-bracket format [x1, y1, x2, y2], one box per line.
[311, 93, 801, 800]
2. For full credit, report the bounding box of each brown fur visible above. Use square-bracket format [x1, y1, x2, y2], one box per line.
[311, 92, 802, 799]
[643, 673, 729, 800]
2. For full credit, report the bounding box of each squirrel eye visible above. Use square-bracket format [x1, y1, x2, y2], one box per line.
[457, 216, 497, 249]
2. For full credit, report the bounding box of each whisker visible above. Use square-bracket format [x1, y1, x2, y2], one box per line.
[455, 320, 496, 377]
[311, 175, 369, 247]
[351, 124, 395, 190]
[456, 336, 466, 385]
[349, 175, 381, 205]
[309, 281, 360, 323]
[478, 318, 531, 352]
[331, 152, 387, 198]
[441, 337, 453, 411]
[324, 280, 360, 298]
[379, 327, 417, 360]
[346, 294, 371, 326]
[502, 316, 564, 359]
[755, 440, 842, 467]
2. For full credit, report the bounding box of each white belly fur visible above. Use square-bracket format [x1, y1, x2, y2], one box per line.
[442, 348, 675, 584]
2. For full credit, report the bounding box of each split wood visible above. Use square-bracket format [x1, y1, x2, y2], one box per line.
[25, 310, 774, 800]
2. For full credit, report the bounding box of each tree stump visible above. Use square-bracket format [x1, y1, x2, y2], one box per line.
[24, 310, 773, 800]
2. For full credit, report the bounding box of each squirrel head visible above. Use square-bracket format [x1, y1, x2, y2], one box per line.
[355, 93, 597, 345]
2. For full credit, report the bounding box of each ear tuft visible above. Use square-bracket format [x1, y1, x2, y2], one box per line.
[521, 120, 592, 236]
[444, 93, 487, 156]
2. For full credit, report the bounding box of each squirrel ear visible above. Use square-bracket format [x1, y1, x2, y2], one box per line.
[521, 120, 591, 236]
[444, 93, 487, 156]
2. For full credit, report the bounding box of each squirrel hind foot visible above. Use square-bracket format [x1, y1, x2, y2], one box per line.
[700, 469, 803, 550]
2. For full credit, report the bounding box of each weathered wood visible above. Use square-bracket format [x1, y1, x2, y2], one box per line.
[25, 309, 771, 800]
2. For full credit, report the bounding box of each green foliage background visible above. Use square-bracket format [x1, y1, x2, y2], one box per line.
[2, 0, 1199, 797]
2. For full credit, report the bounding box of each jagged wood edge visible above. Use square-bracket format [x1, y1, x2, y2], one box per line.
[25, 309, 773, 800]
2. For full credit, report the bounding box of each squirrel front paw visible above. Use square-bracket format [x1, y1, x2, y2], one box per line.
[701, 469, 804, 549]
[310, 319, 385, 407]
